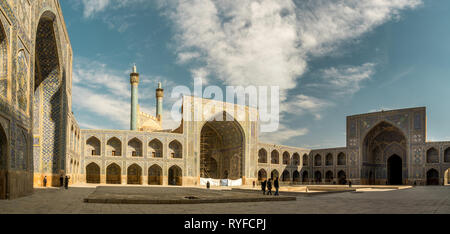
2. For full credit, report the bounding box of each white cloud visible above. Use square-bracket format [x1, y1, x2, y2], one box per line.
[260, 124, 309, 144]
[281, 94, 331, 117]
[81, 0, 110, 18]
[164, 0, 421, 98]
[73, 57, 130, 99]
[72, 84, 130, 127]
[305, 63, 376, 96]
[297, 0, 422, 56]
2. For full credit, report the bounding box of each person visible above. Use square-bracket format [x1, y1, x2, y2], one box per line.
[261, 179, 267, 195]
[43, 176, 47, 187]
[253, 181, 256, 188]
[267, 179, 273, 195]
[274, 177, 279, 196]
[59, 175, 64, 188]
[64, 176, 70, 189]
[349, 180, 352, 188]
[206, 181, 210, 189]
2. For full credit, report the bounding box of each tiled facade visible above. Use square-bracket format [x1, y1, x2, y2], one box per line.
[0, 0, 449, 201]
[0, 0, 81, 199]
[301, 108, 450, 186]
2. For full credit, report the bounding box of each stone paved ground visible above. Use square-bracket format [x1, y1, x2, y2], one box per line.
[85, 186, 295, 204]
[0, 185, 449, 214]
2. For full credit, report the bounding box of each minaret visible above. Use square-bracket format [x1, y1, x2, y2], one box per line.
[130, 64, 139, 130]
[156, 82, 164, 121]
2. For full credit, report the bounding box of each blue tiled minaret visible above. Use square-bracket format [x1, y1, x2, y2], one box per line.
[156, 82, 164, 121]
[130, 64, 139, 130]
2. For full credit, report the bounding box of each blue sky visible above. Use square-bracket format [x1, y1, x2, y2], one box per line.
[62, 0, 450, 149]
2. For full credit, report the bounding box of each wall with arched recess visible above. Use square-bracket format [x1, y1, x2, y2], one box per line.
[0, 0, 77, 199]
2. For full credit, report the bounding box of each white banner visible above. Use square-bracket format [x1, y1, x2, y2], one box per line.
[200, 178, 242, 186]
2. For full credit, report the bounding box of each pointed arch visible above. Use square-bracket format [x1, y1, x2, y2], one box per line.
[314, 171, 322, 183]
[282, 170, 290, 182]
[363, 121, 407, 185]
[127, 164, 142, 184]
[337, 152, 346, 166]
[325, 170, 333, 183]
[34, 10, 64, 177]
[325, 153, 333, 166]
[426, 148, 439, 163]
[148, 164, 163, 185]
[200, 111, 244, 180]
[107, 137, 122, 156]
[338, 170, 347, 185]
[271, 150, 279, 164]
[302, 154, 308, 166]
[169, 140, 182, 159]
[148, 139, 163, 158]
[86, 163, 100, 184]
[128, 138, 142, 157]
[302, 171, 309, 183]
[168, 165, 182, 186]
[292, 153, 300, 166]
[314, 154, 322, 166]
[445, 148, 450, 163]
[86, 136, 101, 156]
[258, 148, 267, 163]
[258, 169, 267, 181]
[283, 151, 290, 165]
[293, 170, 300, 182]
[106, 163, 121, 184]
[271, 169, 279, 179]
[426, 168, 439, 185]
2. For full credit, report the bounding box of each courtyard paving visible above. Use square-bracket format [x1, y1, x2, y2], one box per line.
[0, 185, 449, 214]
[84, 186, 296, 204]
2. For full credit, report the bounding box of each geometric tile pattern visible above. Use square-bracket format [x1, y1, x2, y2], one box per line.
[35, 18, 63, 174]
[16, 49, 28, 111]
[0, 22, 7, 98]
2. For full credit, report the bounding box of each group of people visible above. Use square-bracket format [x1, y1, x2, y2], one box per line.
[42, 175, 70, 189]
[260, 177, 280, 196]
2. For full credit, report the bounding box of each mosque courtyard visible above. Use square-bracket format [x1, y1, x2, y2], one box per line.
[0, 185, 448, 214]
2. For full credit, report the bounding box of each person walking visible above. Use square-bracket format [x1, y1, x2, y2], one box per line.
[267, 179, 273, 195]
[274, 177, 280, 196]
[59, 175, 64, 188]
[64, 176, 70, 189]
[43, 176, 47, 187]
[261, 179, 267, 195]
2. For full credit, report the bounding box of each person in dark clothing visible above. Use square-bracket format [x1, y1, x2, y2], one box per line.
[59, 175, 64, 188]
[348, 181, 352, 188]
[267, 179, 273, 195]
[261, 180, 267, 195]
[274, 177, 280, 196]
[64, 176, 69, 189]
[43, 176, 47, 187]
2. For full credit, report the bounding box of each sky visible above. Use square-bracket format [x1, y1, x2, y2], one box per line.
[61, 0, 450, 149]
